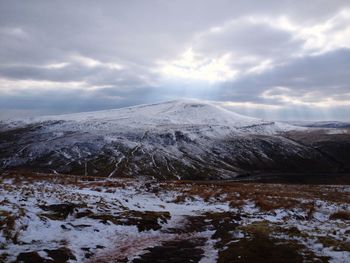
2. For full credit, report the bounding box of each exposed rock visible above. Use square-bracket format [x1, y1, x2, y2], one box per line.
[39, 203, 79, 220]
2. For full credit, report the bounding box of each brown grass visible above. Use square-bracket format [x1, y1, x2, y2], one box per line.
[0, 210, 18, 243]
[2, 170, 349, 216]
[329, 210, 350, 220]
[255, 196, 299, 211]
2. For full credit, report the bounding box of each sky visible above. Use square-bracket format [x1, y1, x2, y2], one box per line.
[0, 0, 350, 121]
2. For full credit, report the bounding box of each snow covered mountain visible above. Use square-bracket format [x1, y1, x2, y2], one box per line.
[1, 100, 349, 179]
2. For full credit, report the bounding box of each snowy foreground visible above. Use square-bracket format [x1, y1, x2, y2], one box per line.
[0, 172, 349, 263]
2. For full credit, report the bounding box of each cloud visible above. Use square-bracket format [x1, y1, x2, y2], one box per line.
[159, 7, 350, 82]
[0, 1, 350, 120]
[217, 48, 350, 107]
[194, 18, 302, 58]
[158, 17, 302, 82]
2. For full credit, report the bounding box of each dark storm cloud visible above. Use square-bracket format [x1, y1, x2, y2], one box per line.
[1, 0, 350, 120]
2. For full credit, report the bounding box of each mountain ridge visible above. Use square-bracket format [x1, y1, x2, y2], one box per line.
[1, 100, 349, 180]
[17, 99, 266, 127]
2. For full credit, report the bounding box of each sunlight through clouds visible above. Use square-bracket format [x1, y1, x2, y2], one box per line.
[159, 48, 237, 82]
[1, 1, 350, 120]
[262, 86, 350, 107]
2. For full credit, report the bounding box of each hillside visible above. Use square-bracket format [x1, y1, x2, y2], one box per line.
[1, 100, 350, 180]
[0, 172, 349, 262]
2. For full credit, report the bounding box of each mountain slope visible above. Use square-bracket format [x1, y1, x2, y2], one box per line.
[1, 100, 349, 179]
[287, 121, 350, 129]
[36, 99, 261, 126]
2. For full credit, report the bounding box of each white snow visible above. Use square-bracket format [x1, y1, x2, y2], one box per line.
[1, 99, 307, 177]
[33, 99, 261, 126]
[9, 99, 300, 136]
[0, 175, 349, 262]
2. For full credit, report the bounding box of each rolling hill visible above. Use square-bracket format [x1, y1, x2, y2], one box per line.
[1, 100, 350, 180]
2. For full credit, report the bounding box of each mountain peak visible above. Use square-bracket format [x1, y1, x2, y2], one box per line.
[31, 99, 262, 128]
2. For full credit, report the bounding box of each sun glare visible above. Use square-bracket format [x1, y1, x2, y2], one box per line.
[159, 48, 237, 82]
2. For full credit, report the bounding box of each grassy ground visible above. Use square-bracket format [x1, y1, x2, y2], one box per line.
[0, 171, 349, 262]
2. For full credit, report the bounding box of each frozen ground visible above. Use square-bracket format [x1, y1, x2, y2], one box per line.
[0, 171, 349, 263]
